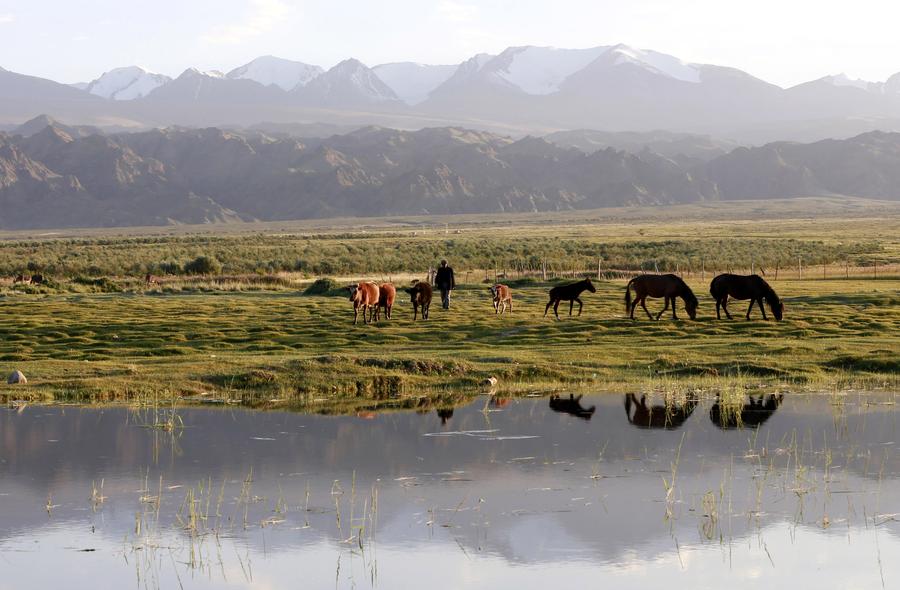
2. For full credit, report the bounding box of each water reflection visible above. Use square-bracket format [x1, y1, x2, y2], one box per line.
[709, 393, 784, 429]
[623, 392, 698, 429]
[1, 392, 899, 589]
[549, 394, 596, 420]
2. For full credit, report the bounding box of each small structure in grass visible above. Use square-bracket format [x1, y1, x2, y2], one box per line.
[7, 370, 27, 385]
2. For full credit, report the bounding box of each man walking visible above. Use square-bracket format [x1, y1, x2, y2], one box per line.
[434, 259, 455, 309]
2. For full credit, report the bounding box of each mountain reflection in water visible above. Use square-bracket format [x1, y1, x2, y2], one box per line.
[1, 392, 899, 589]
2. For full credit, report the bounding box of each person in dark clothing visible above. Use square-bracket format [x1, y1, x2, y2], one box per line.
[434, 259, 455, 309]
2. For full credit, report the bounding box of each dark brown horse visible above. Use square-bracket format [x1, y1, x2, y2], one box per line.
[625, 274, 698, 320]
[709, 274, 783, 321]
[624, 393, 698, 430]
[549, 394, 596, 420]
[709, 394, 783, 429]
[544, 278, 596, 319]
[405, 281, 432, 320]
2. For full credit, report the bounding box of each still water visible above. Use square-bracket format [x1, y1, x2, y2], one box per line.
[2, 392, 899, 589]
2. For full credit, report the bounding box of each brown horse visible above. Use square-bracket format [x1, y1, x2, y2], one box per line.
[372, 282, 396, 321]
[624, 393, 698, 430]
[405, 281, 432, 320]
[489, 284, 512, 314]
[709, 273, 783, 321]
[348, 282, 380, 325]
[625, 274, 698, 320]
[544, 278, 596, 319]
[145, 273, 160, 287]
[13, 274, 30, 284]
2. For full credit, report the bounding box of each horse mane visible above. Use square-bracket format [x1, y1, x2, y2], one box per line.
[674, 275, 698, 304]
[757, 276, 780, 305]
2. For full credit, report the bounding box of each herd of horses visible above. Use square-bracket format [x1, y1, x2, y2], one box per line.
[348, 272, 785, 324]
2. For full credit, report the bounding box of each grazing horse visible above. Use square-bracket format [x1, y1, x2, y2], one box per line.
[13, 274, 30, 284]
[489, 284, 512, 314]
[372, 282, 396, 321]
[625, 274, 698, 320]
[405, 281, 432, 320]
[544, 278, 596, 319]
[709, 274, 783, 321]
[624, 393, 698, 430]
[549, 394, 596, 420]
[348, 282, 380, 325]
[145, 273, 160, 287]
[709, 394, 783, 429]
[29, 274, 44, 285]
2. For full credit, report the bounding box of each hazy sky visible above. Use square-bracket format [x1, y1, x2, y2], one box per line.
[1, 0, 898, 87]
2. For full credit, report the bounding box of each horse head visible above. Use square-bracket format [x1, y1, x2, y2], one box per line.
[347, 284, 360, 302]
[684, 293, 699, 320]
[770, 298, 784, 321]
[584, 278, 596, 293]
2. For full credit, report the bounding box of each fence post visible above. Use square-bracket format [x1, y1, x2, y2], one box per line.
[701, 258, 705, 281]
[597, 257, 602, 280]
[798, 256, 802, 280]
[541, 260, 546, 281]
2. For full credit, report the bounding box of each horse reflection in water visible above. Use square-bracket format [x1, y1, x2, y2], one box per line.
[549, 394, 596, 420]
[709, 394, 784, 429]
[624, 393, 698, 429]
[436, 408, 455, 425]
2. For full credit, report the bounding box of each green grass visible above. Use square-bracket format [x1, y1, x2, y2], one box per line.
[1, 202, 897, 411]
[0, 277, 897, 411]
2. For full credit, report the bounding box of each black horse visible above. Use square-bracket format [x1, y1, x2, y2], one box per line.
[625, 274, 698, 321]
[544, 278, 596, 319]
[624, 393, 698, 430]
[549, 394, 596, 420]
[709, 274, 783, 321]
[709, 394, 783, 429]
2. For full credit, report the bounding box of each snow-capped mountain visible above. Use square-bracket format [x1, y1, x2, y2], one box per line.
[85, 66, 172, 100]
[372, 62, 457, 104]
[485, 46, 610, 94]
[294, 59, 400, 107]
[226, 56, 323, 91]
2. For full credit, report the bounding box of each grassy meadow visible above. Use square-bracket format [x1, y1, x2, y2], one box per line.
[0, 199, 898, 412]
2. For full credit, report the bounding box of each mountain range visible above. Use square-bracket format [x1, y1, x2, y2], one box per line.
[3, 45, 900, 143]
[2, 115, 899, 229]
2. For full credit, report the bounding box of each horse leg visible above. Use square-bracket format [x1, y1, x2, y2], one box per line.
[576, 297, 583, 316]
[722, 297, 733, 320]
[569, 300, 574, 316]
[715, 298, 722, 320]
[656, 297, 669, 321]
[671, 297, 679, 320]
[424, 304, 429, 320]
[759, 298, 768, 320]
[544, 299, 554, 317]
[746, 299, 754, 320]
[354, 307, 359, 325]
[641, 297, 654, 320]
[413, 304, 418, 321]
[553, 300, 561, 320]
[629, 299, 638, 320]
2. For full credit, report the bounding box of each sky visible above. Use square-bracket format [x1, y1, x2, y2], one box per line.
[0, 0, 898, 88]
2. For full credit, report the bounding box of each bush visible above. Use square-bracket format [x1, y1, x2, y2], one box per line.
[303, 277, 344, 296]
[183, 256, 222, 275]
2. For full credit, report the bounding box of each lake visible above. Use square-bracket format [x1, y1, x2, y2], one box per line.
[2, 391, 899, 589]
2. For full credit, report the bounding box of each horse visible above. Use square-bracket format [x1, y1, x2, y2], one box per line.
[348, 282, 380, 325]
[29, 274, 44, 285]
[372, 282, 396, 321]
[13, 274, 30, 284]
[709, 394, 783, 429]
[624, 274, 698, 320]
[544, 278, 596, 319]
[404, 281, 432, 320]
[549, 394, 596, 420]
[145, 273, 160, 287]
[709, 273, 783, 321]
[624, 393, 698, 430]
[489, 284, 512, 314]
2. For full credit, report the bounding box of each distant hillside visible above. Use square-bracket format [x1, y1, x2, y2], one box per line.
[2, 117, 900, 229]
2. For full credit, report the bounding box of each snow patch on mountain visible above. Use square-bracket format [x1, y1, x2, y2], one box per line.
[493, 46, 610, 95]
[227, 56, 323, 91]
[823, 73, 878, 92]
[608, 45, 700, 83]
[372, 62, 457, 104]
[86, 66, 172, 100]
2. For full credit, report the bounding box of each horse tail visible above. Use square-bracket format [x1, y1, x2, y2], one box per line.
[624, 278, 635, 313]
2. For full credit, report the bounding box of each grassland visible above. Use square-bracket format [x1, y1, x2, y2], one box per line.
[0, 200, 897, 412]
